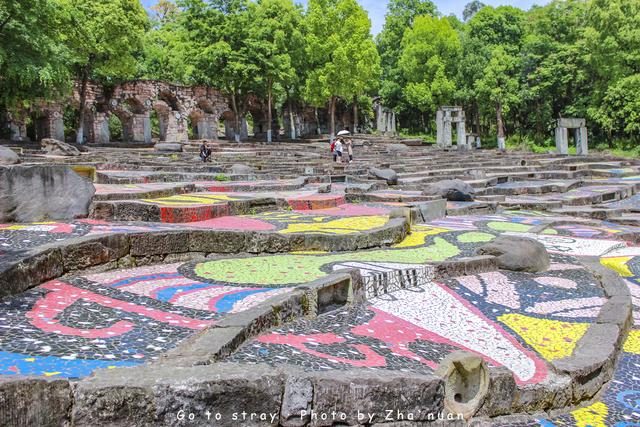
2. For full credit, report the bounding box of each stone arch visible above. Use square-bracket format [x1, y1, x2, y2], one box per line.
[109, 98, 151, 144]
[152, 100, 188, 142]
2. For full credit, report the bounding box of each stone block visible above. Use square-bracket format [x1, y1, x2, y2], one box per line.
[0, 146, 19, 164]
[0, 377, 72, 427]
[154, 142, 183, 152]
[308, 369, 443, 425]
[0, 165, 95, 222]
[73, 363, 284, 427]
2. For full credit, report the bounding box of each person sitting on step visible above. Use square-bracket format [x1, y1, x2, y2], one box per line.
[199, 142, 212, 162]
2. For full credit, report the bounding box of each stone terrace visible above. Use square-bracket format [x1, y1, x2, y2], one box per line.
[0, 139, 639, 426]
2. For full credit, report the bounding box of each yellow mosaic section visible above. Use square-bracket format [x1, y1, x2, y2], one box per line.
[142, 194, 241, 206]
[623, 329, 640, 354]
[279, 216, 388, 235]
[572, 402, 608, 427]
[600, 256, 634, 277]
[393, 225, 448, 248]
[498, 313, 589, 361]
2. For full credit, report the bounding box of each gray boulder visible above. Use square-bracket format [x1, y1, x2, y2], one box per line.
[154, 142, 183, 152]
[0, 146, 19, 164]
[230, 163, 255, 175]
[387, 143, 409, 152]
[0, 165, 95, 222]
[477, 235, 550, 272]
[369, 167, 398, 185]
[422, 179, 475, 201]
[41, 138, 81, 156]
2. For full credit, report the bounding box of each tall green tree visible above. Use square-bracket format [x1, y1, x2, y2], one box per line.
[251, 0, 305, 142]
[64, 0, 148, 143]
[399, 15, 461, 130]
[376, 0, 437, 117]
[583, 0, 640, 141]
[0, 0, 71, 132]
[304, 0, 380, 136]
[465, 6, 524, 146]
[140, 1, 191, 83]
[463, 0, 486, 21]
[179, 0, 259, 142]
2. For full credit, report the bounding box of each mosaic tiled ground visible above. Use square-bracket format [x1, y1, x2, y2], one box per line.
[4, 143, 640, 424]
[0, 263, 290, 378]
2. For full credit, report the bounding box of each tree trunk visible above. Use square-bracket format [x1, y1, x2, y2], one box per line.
[352, 95, 358, 133]
[76, 66, 89, 144]
[329, 96, 336, 138]
[267, 79, 273, 143]
[315, 108, 320, 135]
[496, 102, 505, 150]
[230, 92, 240, 143]
[288, 95, 296, 140]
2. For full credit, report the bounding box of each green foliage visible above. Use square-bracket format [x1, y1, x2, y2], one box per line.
[214, 174, 231, 181]
[64, 0, 148, 81]
[303, 0, 380, 134]
[463, 1, 486, 22]
[0, 0, 71, 110]
[376, 0, 437, 111]
[108, 115, 123, 141]
[399, 15, 461, 113]
[5, 0, 640, 146]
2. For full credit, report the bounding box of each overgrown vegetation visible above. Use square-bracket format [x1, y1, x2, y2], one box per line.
[2, 0, 639, 149]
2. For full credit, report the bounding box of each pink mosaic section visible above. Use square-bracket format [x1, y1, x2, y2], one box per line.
[83, 264, 290, 314]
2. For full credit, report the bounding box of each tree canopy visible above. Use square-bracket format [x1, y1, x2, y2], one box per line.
[3, 0, 640, 145]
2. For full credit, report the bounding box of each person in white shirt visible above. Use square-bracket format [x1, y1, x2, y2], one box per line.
[334, 137, 343, 163]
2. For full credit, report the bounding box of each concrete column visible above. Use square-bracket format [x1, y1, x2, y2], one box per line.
[497, 137, 506, 151]
[436, 110, 444, 147]
[197, 114, 218, 140]
[476, 136, 481, 148]
[456, 121, 466, 149]
[576, 127, 588, 155]
[555, 127, 568, 155]
[131, 113, 151, 144]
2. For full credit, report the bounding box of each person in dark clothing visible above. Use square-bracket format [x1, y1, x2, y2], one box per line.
[199, 142, 212, 162]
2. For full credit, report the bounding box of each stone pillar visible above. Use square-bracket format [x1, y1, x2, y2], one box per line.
[443, 111, 452, 147]
[576, 127, 588, 155]
[224, 119, 235, 140]
[476, 136, 481, 148]
[240, 117, 248, 140]
[436, 109, 444, 147]
[90, 112, 110, 144]
[47, 110, 65, 141]
[497, 137, 506, 151]
[376, 104, 385, 133]
[8, 122, 27, 141]
[197, 114, 218, 140]
[131, 113, 151, 144]
[555, 127, 568, 155]
[391, 112, 397, 134]
[456, 121, 466, 149]
[163, 112, 188, 142]
[467, 135, 475, 149]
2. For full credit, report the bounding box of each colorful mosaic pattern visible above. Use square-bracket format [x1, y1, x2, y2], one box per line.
[0, 263, 289, 378]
